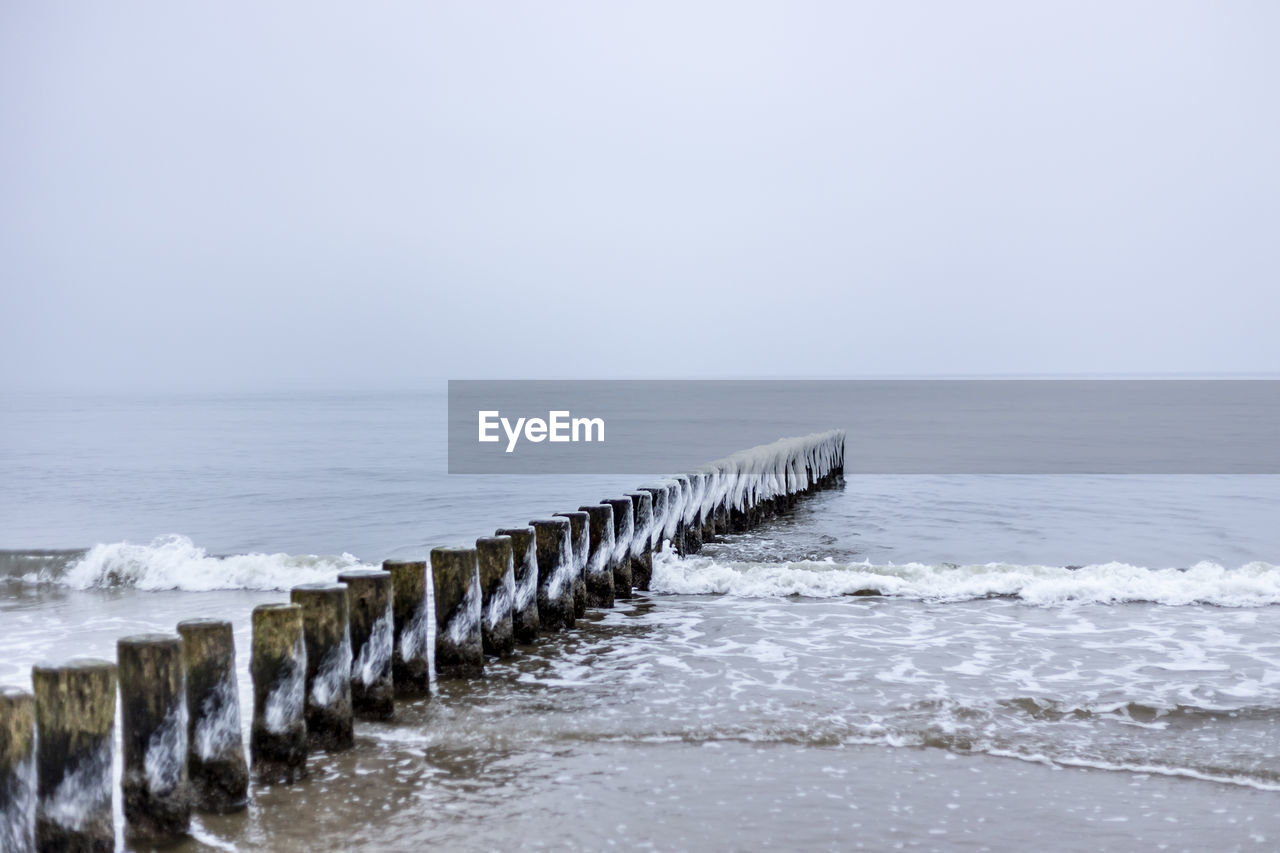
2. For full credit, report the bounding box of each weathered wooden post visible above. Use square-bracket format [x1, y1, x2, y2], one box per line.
[431, 547, 484, 678]
[623, 491, 654, 591]
[529, 518, 575, 629]
[691, 472, 711, 544]
[475, 536, 516, 658]
[1, 686, 36, 853]
[495, 526, 540, 643]
[601, 497, 634, 599]
[696, 471, 718, 541]
[289, 583, 354, 750]
[118, 633, 191, 842]
[336, 569, 395, 720]
[383, 560, 430, 698]
[672, 475, 696, 553]
[662, 482, 680, 549]
[638, 485, 668, 552]
[31, 658, 116, 851]
[578, 504, 615, 607]
[177, 619, 248, 812]
[250, 603, 307, 783]
[553, 510, 590, 617]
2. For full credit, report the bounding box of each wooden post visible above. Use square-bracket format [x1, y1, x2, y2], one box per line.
[553, 510, 590, 617]
[475, 536, 516, 658]
[250, 604, 307, 783]
[289, 583, 354, 750]
[383, 561, 431, 698]
[336, 569, 395, 720]
[1, 686, 36, 853]
[430, 547, 484, 678]
[118, 633, 191, 842]
[177, 618, 248, 813]
[32, 658, 116, 851]
[495, 527, 540, 643]
[578, 504, 616, 607]
[529, 518, 575, 629]
[601, 498, 635, 599]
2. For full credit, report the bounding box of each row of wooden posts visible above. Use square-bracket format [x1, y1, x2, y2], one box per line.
[0, 431, 845, 852]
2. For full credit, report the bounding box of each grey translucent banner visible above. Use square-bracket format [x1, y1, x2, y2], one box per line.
[447, 380, 1280, 474]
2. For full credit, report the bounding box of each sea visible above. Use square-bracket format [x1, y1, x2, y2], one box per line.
[2, 389, 1279, 851]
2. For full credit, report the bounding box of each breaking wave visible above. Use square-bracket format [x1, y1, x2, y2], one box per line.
[651, 551, 1280, 607]
[10, 534, 368, 591]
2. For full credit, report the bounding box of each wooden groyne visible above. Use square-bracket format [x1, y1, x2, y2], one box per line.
[0, 430, 844, 850]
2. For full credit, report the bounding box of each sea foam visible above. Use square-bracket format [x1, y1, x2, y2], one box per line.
[55, 534, 366, 591]
[651, 551, 1280, 607]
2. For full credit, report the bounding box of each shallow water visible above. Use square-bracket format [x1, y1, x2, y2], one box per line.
[3, 391, 1279, 850]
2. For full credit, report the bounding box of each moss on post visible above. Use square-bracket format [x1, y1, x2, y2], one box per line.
[289, 584, 354, 750]
[383, 561, 430, 699]
[250, 604, 307, 784]
[336, 569, 395, 720]
[118, 633, 191, 842]
[31, 658, 116, 852]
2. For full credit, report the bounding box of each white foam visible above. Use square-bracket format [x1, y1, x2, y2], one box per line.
[194, 675, 243, 762]
[445, 575, 482, 646]
[514, 536, 539, 611]
[264, 635, 305, 734]
[652, 551, 1280, 607]
[41, 740, 112, 831]
[587, 518, 615, 580]
[484, 563, 516, 632]
[397, 599, 430, 664]
[353, 606, 393, 687]
[0, 752, 35, 852]
[59, 534, 367, 591]
[144, 701, 188, 794]
[309, 632, 352, 708]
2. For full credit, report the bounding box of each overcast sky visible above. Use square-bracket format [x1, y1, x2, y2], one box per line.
[1, 2, 1277, 391]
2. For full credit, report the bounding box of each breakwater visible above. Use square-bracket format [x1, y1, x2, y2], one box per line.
[0, 430, 844, 850]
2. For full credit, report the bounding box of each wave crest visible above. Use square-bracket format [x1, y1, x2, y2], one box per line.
[55, 535, 366, 591]
[651, 552, 1280, 606]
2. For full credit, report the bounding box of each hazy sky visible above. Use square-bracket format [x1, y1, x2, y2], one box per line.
[2, 2, 1277, 391]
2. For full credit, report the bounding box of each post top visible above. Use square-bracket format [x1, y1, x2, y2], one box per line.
[253, 602, 301, 615]
[336, 568, 391, 581]
[291, 581, 347, 593]
[118, 632, 181, 648]
[430, 545, 477, 557]
[381, 559, 427, 570]
[0, 685, 33, 701]
[32, 656, 116, 675]
[177, 617, 232, 632]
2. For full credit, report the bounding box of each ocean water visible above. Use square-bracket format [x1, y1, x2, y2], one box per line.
[2, 390, 1279, 851]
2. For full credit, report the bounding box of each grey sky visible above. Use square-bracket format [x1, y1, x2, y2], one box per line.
[2, 1, 1277, 391]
